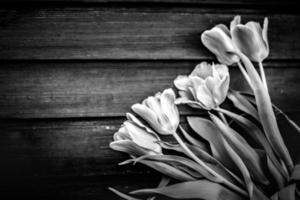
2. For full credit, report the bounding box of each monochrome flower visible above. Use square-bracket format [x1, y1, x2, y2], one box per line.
[174, 62, 229, 110]
[131, 88, 179, 135]
[231, 16, 269, 62]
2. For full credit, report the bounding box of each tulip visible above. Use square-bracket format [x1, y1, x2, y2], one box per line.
[174, 62, 229, 110]
[201, 19, 240, 65]
[131, 88, 179, 135]
[231, 17, 269, 63]
[110, 120, 162, 156]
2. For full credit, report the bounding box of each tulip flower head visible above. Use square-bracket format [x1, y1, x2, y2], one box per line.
[131, 88, 179, 135]
[110, 115, 162, 156]
[201, 19, 240, 65]
[174, 62, 229, 110]
[231, 16, 269, 62]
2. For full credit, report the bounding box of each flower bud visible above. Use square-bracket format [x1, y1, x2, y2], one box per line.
[131, 88, 179, 135]
[201, 22, 240, 65]
[174, 62, 229, 110]
[110, 119, 162, 156]
[231, 17, 269, 62]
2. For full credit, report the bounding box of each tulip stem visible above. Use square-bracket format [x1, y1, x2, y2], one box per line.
[259, 62, 268, 91]
[237, 61, 252, 89]
[217, 108, 228, 125]
[172, 131, 247, 196]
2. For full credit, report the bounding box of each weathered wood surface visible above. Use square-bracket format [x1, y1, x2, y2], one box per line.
[0, 61, 299, 118]
[0, 8, 299, 60]
[0, 114, 299, 198]
[0, 1, 299, 199]
[0, 0, 298, 6]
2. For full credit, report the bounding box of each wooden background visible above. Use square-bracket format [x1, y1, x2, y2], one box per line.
[0, 0, 299, 199]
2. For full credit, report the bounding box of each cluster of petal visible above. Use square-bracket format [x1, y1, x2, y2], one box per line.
[132, 88, 179, 135]
[201, 15, 269, 64]
[231, 16, 269, 62]
[174, 62, 229, 110]
[110, 113, 162, 156]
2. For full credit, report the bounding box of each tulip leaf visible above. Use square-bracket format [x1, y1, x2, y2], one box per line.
[216, 107, 289, 181]
[240, 91, 300, 134]
[108, 187, 142, 200]
[137, 159, 196, 181]
[133, 154, 213, 181]
[187, 116, 237, 171]
[131, 180, 246, 200]
[222, 137, 253, 198]
[271, 184, 297, 200]
[179, 125, 210, 152]
[228, 89, 259, 121]
[291, 164, 300, 181]
[210, 113, 269, 185]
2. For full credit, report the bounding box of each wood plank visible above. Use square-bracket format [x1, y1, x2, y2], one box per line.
[0, 114, 299, 199]
[0, 174, 163, 199]
[0, 8, 299, 60]
[0, 61, 299, 118]
[0, 0, 298, 6]
[0, 114, 299, 179]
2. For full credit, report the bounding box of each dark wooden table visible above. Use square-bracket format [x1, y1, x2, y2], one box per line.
[0, 0, 299, 199]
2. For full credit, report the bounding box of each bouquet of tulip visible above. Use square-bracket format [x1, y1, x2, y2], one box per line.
[109, 16, 300, 200]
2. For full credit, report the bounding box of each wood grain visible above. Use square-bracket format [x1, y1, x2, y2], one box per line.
[0, 8, 299, 60]
[0, 0, 298, 6]
[0, 114, 299, 199]
[0, 61, 299, 118]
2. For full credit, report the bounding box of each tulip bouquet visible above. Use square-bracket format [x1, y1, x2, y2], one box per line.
[109, 16, 300, 200]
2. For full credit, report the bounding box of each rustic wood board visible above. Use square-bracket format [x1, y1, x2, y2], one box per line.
[0, 0, 298, 6]
[0, 114, 299, 198]
[0, 7, 299, 60]
[0, 61, 299, 118]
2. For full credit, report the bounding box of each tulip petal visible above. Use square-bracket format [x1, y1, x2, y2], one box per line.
[126, 112, 157, 135]
[214, 63, 229, 79]
[173, 75, 191, 90]
[143, 96, 169, 126]
[201, 27, 239, 65]
[230, 15, 241, 31]
[213, 75, 230, 105]
[110, 140, 152, 156]
[191, 62, 212, 79]
[160, 89, 179, 130]
[113, 126, 130, 140]
[194, 84, 215, 109]
[215, 24, 231, 37]
[132, 103, 165, 134]
[125, 121, 162, 153]
[262, 17, 269, 55]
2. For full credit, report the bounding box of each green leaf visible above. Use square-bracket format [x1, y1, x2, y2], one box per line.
[291, 165, 300, 181]
[271, 184, 297, 200]
[228, 89, 259, 121]
[210, 113, 269, 185]
[131, 180, 247, 200]
[187, 116, 237, 171]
